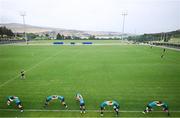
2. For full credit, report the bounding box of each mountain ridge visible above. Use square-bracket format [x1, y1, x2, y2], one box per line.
[0, 23, 123, 38]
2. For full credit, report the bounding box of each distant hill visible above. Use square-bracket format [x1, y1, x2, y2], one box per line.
[0, 23, 124, 38]
[0, 23, 59, 33]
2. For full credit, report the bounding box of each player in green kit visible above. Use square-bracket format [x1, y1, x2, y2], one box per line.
[100, 100, 119, 117]
[7, 96, 24, 112]
[44, 95, 68, 108]
[143, 101, 170, 116]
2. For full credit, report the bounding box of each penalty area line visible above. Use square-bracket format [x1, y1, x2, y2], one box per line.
[0, 109, 180, 112]
[0, 48, 64, 88]
[0, 75, 19, 88]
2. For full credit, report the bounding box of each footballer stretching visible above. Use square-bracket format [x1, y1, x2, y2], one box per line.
[76, 93, 86, 114]
[7, 96, 24, 112]
[143, 101, 170, 116]
[44, 95, 68, 108]
[100, 100, 119, 117]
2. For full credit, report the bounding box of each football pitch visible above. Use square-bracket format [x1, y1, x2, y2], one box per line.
[0, 43, 180, 117]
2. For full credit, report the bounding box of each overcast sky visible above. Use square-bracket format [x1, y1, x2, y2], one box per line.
[0, 0, 179, 34]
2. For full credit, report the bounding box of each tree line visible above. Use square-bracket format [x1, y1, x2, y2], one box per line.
[127, 30, 180, 42]
[0, 26, 14, 39]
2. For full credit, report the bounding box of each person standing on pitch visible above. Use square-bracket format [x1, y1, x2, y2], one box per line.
[20, 70, 25, 79]
[76, 93, 86, 114]
[161, 48, 166, 58]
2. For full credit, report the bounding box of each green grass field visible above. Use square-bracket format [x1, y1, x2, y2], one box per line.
[0, 43, 180, 117]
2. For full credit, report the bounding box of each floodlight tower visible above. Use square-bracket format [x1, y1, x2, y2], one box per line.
[121, 11, 128, 40]
[20, 12, 28, 44]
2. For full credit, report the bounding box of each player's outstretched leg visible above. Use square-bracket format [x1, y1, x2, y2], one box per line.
[62, 101, 68, 109]
[7, 100, 11, 106]
[44, 100, 49, 108]
[80, 106, 83, 114]
[83, 106, 86, 113]
[143, 106, 151, 114]
[114, 108, 119, 117]
[143, 108, 147, 114]
[79, 106, 85, 114]
[16, 101, 24, 112]
[163, 108, 170, 116]
[18, 105, 24, 112]
[79, 103, 85, 114]
[100, 107, 104, 116]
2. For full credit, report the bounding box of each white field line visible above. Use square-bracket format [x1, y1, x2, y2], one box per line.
[0, 75, 19, 88]
[0, 49, 64, 88]
[0, 109, 180, 113]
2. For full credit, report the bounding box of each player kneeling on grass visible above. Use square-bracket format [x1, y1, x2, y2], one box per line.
[76, 93, 86, 114]
[100, 100, 119, 117]
[7, 96, 24, 112]
[143, 101, 170, 116]
[44, 95, 68, 109]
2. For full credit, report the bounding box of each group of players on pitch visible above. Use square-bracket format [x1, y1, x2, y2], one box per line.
[12, 47, 169, 116]
[6, 94, 170, 117]
[43, 94, 86, 114]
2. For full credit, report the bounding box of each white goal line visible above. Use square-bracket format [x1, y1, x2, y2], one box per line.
[0, 109, 180, 112]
